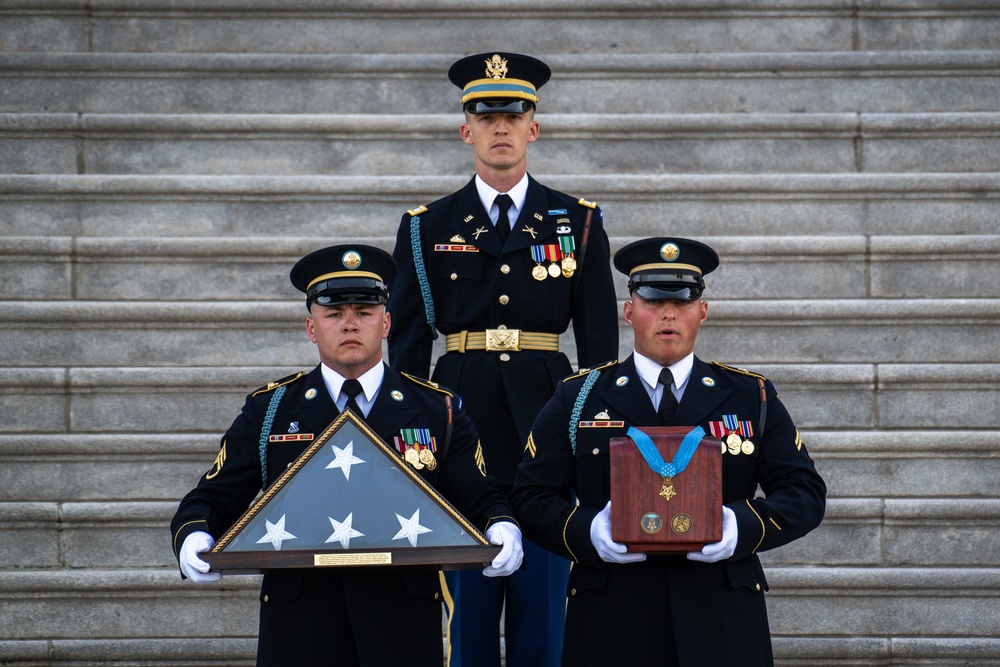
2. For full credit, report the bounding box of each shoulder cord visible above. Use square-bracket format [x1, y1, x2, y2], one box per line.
[258, 385, 287, 490]
[568, 369, 601, 455]
[409, 215, 439, 340]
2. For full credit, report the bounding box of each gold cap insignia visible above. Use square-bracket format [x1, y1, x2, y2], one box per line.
[342, 250, 362, 270]
[485, 54, 508, 80]
[660, 243, 680, 262]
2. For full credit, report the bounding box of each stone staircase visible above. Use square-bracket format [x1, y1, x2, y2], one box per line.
[2, 1, 999, 664]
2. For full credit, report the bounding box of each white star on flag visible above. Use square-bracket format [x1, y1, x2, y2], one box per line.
[325, 440, 366, 480]
[256, 514, 297, 551]
[392, 508, 432, 547]
[325, 512, 365, 549]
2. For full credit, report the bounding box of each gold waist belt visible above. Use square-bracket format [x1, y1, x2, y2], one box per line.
[445, 329, 560, 353]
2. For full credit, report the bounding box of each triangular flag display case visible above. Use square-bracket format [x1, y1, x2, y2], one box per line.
[204, 410, 500, 573]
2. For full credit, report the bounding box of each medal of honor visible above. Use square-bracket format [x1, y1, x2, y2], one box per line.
[629, 426, 706, 504]
[659, 477, 677, 501]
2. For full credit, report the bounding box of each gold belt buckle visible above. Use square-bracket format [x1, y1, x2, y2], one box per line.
[485, 327, 520, 352]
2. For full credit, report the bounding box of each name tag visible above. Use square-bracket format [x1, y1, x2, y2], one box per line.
[269, 434, 315, 442]
[578, 421, 625, 428]
[434, 244, 479, 252]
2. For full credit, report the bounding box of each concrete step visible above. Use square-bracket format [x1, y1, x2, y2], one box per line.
[5, 0, 998, 55]
[761, 498, 1000, 567]
[1, 361, 997, 431]
[0, 434, 222, 502]
[772, 637, 1000, 667]
[5, 497, 998, 570]
[0, 570, 259, 641]
[1, 637, 998, 667]
[765, 567, 1000, 640]
[0, 567, 995, 644]
[5, 234, 998, 301]
[2, 51, 999, 114]
[1, 501, 179, 568]
[1, 430, 995, 504]
[0, 638, 254, 667]
[6, 112, 1000, 176]
[807, 430, 1000, 500]
[3, 173, 999, 237]
[1, 299, 997, 367]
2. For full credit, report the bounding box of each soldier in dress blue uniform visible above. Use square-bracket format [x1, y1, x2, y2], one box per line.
[511, 237, 827, 666]
[387, 52, 619, 667]
[171, 245, 524, 667]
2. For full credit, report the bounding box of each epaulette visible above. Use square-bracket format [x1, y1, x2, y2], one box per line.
[711, 361, 767, 382]
[563, 359, 617, 382]
[401, 372, 454, 397]
[407, 205, 429, 217]
[577, 197, 598, 209]
[251, 371, 306, 397]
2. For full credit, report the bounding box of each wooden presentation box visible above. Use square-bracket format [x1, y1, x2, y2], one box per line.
[610, 426, 722, 553]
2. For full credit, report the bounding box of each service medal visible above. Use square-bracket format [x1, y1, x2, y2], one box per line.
[405, 448, 420, 465]
[741, 440, 755, 455]
[726, 432, 743, 455]
[547, 263, 561, 278]
[561, 256, 577, 273]
[530, 245, 548, 280]
[418, 448, 434, 465]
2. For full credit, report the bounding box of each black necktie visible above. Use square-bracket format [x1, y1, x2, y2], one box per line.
[341, 379, 364, 418]
[657, 368, 678, 425]
[494, 194, 513, 245]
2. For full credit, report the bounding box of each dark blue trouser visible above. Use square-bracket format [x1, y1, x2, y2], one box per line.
[445, 539, 569, 667]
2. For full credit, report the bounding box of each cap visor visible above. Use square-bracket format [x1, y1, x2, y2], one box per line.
[632, 285, 703, 302]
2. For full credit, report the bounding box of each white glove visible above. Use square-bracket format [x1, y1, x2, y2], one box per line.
[688, 505, 738, 563]
[590, 501, 646, 564]
[179, 531, 222, 583]
[483, 521, 523, 577]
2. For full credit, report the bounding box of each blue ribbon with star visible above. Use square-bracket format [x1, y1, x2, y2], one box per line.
[627, 426, 706, 478]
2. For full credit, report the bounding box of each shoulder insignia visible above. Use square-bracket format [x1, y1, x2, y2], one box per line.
[563, 359, 617, 382]
[407, 205, 429, 217]
[711, 361, 767, 382]
[251, 371, 306, 397]
[401, 372, 454, 397]
[577, 197, 598, 209]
